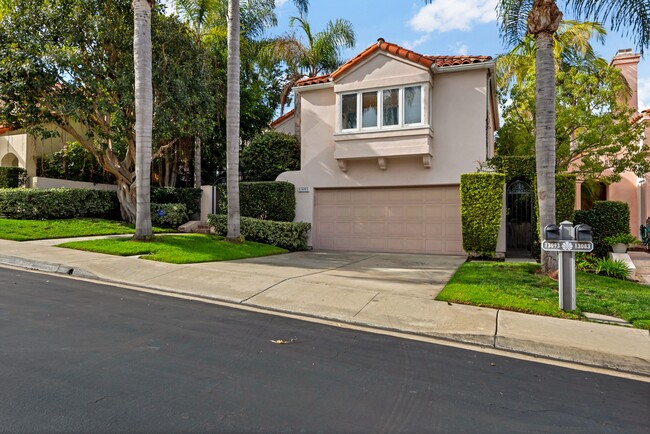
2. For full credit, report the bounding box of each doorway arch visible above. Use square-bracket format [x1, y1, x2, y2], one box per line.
[1, 152, 19, 167]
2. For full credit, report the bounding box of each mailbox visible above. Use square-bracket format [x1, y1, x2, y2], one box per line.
[543, 224, 561, 241]
[574, 224, 593, 242]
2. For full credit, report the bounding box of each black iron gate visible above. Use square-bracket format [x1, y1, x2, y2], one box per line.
[506, 180, 533, 256]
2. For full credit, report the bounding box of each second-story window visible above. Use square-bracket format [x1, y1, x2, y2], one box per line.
[339, 84, 424, 132]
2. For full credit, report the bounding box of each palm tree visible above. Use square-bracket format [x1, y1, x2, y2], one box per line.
[497, 0, 650, 273]
[226, 0, 242, 241]
[497, 20, 607, 89]
[133, 0, 154, 240]
[264, 12, 356, 114]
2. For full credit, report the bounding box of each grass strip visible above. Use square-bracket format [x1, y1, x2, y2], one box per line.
[57, 234, 287, 264]
[0, 218, 174, 241]
[437, 261, 650, 329]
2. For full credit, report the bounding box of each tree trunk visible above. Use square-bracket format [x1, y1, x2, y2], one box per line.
[226, 0, 242, 242]
[194, 135, 202, 188]
[133, 0, 153, 240]
[534, 31, 558, 273]
[116, 179, 137, 222]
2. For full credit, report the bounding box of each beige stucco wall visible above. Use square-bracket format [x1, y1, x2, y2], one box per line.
[273, 115, 295, 135]
[278, 54, 494, 245]
[0, 124, 77, 177]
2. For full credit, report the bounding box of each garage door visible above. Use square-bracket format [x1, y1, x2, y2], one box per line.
[313, 186, 463, 254]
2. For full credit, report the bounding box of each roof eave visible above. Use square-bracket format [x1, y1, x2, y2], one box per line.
[293, 81, 334, 93]
[431, 59, 496, 74]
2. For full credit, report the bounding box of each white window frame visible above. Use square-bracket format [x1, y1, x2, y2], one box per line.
[337, 83, 426, 133]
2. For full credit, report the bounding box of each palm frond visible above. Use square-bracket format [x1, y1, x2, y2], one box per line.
[567, 0, 650, 55]
[497, 0, 534, 47]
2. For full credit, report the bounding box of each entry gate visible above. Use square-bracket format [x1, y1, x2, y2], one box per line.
[506, 180, 533, 255]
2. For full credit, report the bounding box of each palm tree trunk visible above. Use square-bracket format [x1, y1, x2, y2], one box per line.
[535, 31, 557, 273]
[226, 0, 242, 241]
[133, 0, 153, 240]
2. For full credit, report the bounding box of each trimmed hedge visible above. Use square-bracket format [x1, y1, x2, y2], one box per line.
[574, 201, 630, 257]
[217, 181, 295, 222]
[0, 188, 118, 219]
[488, 156, 536, 182]
[151, 187, 202, 216]
[0, 167, 27, 188]
[555, 173, 576, 223]
[460, 173, 506, 256]
[151, 203, 189, 228]
[241, 131, 300, 182]
[208, 214, 310, 251]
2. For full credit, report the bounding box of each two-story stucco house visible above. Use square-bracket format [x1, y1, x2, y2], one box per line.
[274, 39, 498, 255]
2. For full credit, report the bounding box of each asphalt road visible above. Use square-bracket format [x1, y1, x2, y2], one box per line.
[0, 266, 648, 433]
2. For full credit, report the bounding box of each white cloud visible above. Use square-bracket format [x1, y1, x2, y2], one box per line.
[276, 0, 289, 7]
[639, 77, 650, 111]
[402, 35, 431, 50]
[449, 42, 469, 55]
[409, 0, 498, 33]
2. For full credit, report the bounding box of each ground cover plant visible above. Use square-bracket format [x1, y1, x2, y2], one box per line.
[437, 261, 650, 329]
[0, 218, 175, 241]
[57, 234, 287, 264]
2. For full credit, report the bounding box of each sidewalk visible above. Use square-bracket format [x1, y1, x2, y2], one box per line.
[1, 237, 649, 376]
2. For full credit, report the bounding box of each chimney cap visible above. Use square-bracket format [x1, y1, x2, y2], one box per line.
[615, 48, 634, 56]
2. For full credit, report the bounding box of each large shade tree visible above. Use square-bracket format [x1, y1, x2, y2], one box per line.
[497, 0, 650, 273]
[0, 0, 213, 222]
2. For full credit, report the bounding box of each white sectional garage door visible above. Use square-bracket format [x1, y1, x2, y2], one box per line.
[313, 186, 463, 254]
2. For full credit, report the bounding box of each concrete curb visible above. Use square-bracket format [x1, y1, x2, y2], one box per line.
[1, 255, 648, 377]
[0, 254, 97, 279]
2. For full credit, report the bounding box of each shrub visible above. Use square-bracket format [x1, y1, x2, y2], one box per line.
[241, 131, 300, 181]
[0, 188, 118, 219]
[0, 167, 27, 188]
[217, 181, 295, 222]
[555, 173, 576, 224]
[207, 214, 310, 251]
[151, 203, 189, 228]
[574, 201, 630, 257]
[460, 173, 506, 256]
[604, 233, 638, 246]
[151, 187, 202, 216]
[593, 257, 631, 280]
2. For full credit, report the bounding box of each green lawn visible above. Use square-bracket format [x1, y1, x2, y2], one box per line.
[0, 218, 175, 241]
[437, 261, 650, 329]
[57, 234, 287, 264]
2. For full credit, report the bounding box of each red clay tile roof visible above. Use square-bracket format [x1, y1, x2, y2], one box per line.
[0, 126, 12, 135]
[294, 75, 331, 87]
[270, 109, 295, 128]
[294, 38, 492, 87]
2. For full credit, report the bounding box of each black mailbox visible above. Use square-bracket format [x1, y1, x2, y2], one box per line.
[544, 224, 561, 241]
[574, 224, 593, 242]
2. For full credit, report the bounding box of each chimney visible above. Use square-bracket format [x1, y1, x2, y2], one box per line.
[611, 48, 641, 111]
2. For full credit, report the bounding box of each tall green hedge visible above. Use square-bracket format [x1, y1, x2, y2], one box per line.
[555, 173, 576, 223]
[460, 173, 506, 255]
[151, 187, 202, 216]
[0, 188, 119, 219]
[0, 167, 27, 188]
[217, 181, 295, 222]
[574, 201, 630, 257]
[241, 131, 300, 182]
[488, 156, 536, 182]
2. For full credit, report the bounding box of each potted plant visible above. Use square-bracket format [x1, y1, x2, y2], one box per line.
[604, 233, 639, 254]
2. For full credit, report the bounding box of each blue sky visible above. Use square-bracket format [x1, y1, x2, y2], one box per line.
[166, 0, 650, 110]
[274, 0, 650, 110]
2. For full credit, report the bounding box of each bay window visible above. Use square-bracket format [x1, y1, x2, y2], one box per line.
[339, 84, 424, 132]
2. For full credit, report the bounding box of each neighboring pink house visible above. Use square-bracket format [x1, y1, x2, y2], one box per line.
[576, 50, 650, 236]
[274, 38, 498, 254]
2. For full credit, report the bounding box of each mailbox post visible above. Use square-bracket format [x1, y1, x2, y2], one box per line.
[541, 221, 593, 311]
